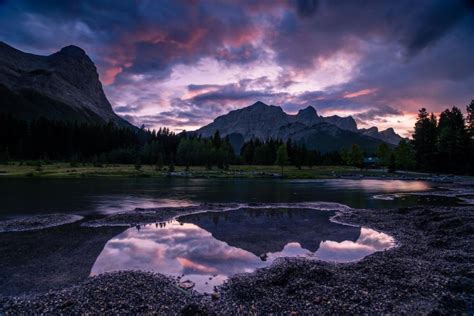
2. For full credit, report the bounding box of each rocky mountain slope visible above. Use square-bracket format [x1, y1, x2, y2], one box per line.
[0, 41, 130, 126]
[359, 127, 403, 145]
[196, 101, 402, 152]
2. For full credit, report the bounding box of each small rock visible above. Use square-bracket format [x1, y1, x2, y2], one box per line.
[179, 280, 195, 290]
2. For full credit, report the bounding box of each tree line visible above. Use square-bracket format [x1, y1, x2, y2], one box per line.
[364, 100, 474, 175]
[1, 99, 473, 174]
[410, 101, 474, 174]
[239, 138, 343, 168]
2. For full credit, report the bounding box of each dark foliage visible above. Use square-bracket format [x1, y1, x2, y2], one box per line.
[411, 102, 474, 174]
[239, 138, 343, 167]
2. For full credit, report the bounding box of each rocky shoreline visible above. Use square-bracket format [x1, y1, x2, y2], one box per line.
[1, 205, 472, 314]
[0, 214, 83, 232]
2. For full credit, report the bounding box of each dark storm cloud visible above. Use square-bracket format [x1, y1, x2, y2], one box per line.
[355, 106, 402, 121]
[295, 0, 319, 17]
[184, 80, 290, 113]
[0, 0, 263, 82]
[0, 0, 473, 131]
[401, 0, 470, 56]
[270, 0, 473, 68]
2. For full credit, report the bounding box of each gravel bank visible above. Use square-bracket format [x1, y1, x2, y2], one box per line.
[0, 221, 123, 296]
[0, 272, 210, 314]
[0, 214, 83, 232]
[1, 206, 473, 314]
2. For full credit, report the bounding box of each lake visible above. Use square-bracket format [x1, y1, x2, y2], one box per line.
[0, 178, 464, 295]
[0, 178, 453, 218]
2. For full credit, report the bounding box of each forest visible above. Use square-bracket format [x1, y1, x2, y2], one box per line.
[0, 100, 473, 174]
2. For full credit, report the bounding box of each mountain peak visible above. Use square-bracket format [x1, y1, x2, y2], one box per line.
[323, 115, 358, 132]
[297, 105, 318, 116]
[250, 101, 267, 107]
[58, 45, 87, 57]
[0, 41, 130, 127]
[382, 127, 395, 134]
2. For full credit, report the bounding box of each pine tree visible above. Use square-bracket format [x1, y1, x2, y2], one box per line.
[412, 108, 438, 171]
[437, 107, 469, 173]
[275, 144, 288, 173]
[467, 100, 474, 137]
[212, 130, 222, 148]
[394, 139, 415, 170]
[388, 153, 396, 173]
[349, 144, 364, 169]
[376, 143, 391, 167]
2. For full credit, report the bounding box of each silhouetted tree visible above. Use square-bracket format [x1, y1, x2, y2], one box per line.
[437, 107, 469, 173]
[412, 108, 438, 170]
[376, 143, 391, 168]
[394, 139, 416, 170]
[275, 144, 288, 173]
[467, 100, 474, 136]
[348, 144, 364, 169]
[388, 153, 396, 173]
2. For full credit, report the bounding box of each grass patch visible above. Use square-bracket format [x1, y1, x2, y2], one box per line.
[0, 161, 398, 179]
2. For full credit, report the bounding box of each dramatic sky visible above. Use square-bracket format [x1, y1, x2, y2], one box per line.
[1, 0, 473, 136]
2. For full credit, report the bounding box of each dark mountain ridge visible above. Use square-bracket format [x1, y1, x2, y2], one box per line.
[196, 101, 402, 153]
[0, 41, 130, 127]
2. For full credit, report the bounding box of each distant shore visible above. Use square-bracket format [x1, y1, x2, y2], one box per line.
[0, 162, 467, 181]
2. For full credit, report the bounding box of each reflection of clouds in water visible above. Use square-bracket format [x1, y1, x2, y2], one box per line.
[267, 242, 311, 260]
[91, 220, 395, 292]
[91, 222, 265, 284]
[332, 180, 431, 192]
[314, 228, 395, 262]
[357, 228, 395, 249]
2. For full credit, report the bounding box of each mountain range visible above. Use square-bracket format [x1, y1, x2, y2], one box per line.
[196, 101, 402, 153]
[0, 42, 402, 153]
[0, 41, 129, 127]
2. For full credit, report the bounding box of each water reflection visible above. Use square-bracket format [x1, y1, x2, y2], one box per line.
[91, 208, 395, 293]
[0, 178, 437, 218]
[327, 179, 430, 192]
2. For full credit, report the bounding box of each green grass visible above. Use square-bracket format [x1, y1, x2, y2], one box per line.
[0, 162, 394, 179]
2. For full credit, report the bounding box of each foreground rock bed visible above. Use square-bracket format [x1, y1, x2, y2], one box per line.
[0, 272, 210, 314]
[214, 206, 473, 314]
[1, 206, 473, 314]
[0, 214, 83, 232]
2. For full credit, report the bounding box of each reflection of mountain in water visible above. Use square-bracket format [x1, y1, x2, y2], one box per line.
[178, 208, 361, 257]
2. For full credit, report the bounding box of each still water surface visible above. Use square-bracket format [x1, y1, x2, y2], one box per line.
[0, 178, 438, 218]
[92, 208, 395, 292]
[0, 178, 458, 294]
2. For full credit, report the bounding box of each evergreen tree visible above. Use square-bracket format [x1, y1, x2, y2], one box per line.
[467, 100, 474, 136]
[349, 144, 364, 169]
[376, 143, 391, 167]
[241, 140, 255, 164]
[437, 107, 469, 173]
[394, 139, 416, 170]
[275, 144, 288, 173]
[412, 108, 438, 170]
[388, 153, 396, 173]
[212, 130, 222, 148]
[467, 100, 474, 173]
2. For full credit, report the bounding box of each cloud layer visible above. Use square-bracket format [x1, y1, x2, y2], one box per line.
[1, 0, 473, 136]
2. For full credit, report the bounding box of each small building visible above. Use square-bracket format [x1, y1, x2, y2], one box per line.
[363, 157, 380, 169]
